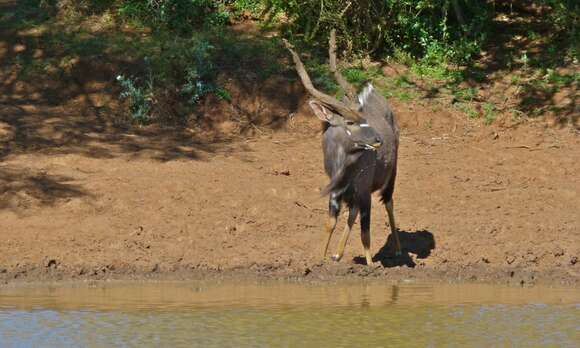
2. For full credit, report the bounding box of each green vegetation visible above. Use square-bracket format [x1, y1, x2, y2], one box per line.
[2, 0, 578, 125]
[482, 103, 498, 125]
[117, 73, 154, 123]
[267, 0, 489, 62]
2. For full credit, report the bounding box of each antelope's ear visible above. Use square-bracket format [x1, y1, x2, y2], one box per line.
[309, 100, 342, 126]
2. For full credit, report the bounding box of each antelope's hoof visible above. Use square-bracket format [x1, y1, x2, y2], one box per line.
[331, 254, 342, 262]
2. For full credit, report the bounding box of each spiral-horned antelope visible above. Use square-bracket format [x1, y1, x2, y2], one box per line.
[283, 31, 401, 265]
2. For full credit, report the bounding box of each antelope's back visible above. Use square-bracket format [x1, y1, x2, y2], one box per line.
[358, 86, 400, 190]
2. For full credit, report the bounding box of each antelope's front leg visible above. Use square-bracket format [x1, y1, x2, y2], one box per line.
[332, 206, 358, 262]
[323, 192, 341, 258]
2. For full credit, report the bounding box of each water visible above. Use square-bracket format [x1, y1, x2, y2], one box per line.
[0, 281, 578, 347]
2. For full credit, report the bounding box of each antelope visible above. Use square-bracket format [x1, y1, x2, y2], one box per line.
[283, 31, 401, 266]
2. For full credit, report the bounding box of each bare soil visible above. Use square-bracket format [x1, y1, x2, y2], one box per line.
[1, 91, 579, 286]
[1, 0, 578, 287]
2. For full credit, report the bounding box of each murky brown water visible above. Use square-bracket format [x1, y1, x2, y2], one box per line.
[0, 281, 578, 347]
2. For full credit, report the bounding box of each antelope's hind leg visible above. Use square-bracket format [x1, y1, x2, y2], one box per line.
[382, 176, 402, 257]
[323, 192, 341, 258]
[360, 195, 374, 266]
[332, 206, 358, 262]
[385, 199, 402, 256]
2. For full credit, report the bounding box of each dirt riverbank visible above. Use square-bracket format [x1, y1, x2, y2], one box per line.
[2, 97, 579, 287]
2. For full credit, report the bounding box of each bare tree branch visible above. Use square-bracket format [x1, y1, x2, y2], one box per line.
[282, 39, 363, 121]
[328, 29, 357, 105]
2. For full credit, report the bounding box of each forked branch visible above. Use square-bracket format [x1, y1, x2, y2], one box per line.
[328, 29, 357, 104]
[282, 39, 362, 121]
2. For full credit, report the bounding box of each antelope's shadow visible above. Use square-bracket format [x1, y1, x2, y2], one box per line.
[354, 229, 435, 267]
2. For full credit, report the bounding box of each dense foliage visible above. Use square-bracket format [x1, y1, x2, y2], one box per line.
[267, 0, 490, 64]
[46, 0, 580, 62]
[28, 0, 579, 124]
[540, 0, 579, 57]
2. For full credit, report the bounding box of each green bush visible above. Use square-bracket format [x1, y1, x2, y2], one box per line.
[540, 0, 579, 59]
[180, 40, 230, 105]
[267, 0, 490, 64]
[118, 0, 231, 32]
[117, 73, 154, 123]
[115, 35, 234, 123]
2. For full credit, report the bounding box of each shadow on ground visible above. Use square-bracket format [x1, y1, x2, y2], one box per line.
[353, 229, 436, 268]
[0, 0, 309, 210]
[0, 0, 304, 158]
[0, 165, 89, 211]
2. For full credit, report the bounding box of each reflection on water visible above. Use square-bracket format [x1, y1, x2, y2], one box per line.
[0, 281, 578, 347]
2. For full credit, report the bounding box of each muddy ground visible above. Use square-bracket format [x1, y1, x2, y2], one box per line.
[0, 0, 579, 286]
[1, 93, 579, 286]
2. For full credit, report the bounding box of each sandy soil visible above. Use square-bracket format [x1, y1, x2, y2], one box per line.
[1, 96, 578, 287]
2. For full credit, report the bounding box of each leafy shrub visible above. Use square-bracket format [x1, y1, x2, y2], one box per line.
[540, 0, 579, 59]
[180, 40, 230, 104]
[228, 0, 263, 15]
[115, 35, 237, 123]
[117, 73, 153, 123]
[117, 0, 230, 32]
[267, 0, 490, 65]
